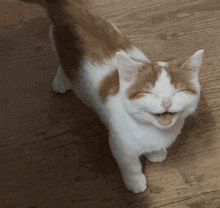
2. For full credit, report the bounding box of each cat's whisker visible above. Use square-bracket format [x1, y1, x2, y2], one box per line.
[192, 113, 202, 123]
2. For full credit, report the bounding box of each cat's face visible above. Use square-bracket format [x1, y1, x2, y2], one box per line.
[116, 50, 204, 129]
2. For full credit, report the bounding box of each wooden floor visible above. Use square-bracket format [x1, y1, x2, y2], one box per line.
[1, 0, 220, 207]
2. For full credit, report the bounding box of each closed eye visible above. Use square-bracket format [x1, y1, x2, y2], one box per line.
[130, 91, 153, 99]
[137, 92, 152, 96]
[176, 89, 197, 95]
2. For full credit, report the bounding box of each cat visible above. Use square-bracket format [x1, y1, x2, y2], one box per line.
[45, 0, 204, 193]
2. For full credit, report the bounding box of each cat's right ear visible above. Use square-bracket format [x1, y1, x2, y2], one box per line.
[116, 52, 142, 83]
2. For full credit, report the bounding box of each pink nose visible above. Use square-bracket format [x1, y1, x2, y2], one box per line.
[161, 97, 172, 110]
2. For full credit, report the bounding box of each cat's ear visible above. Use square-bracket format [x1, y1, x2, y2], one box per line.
[181, 50, 204, 75]
[116, 52, 142, 83]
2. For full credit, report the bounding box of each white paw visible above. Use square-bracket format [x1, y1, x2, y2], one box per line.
[147, 149, 167, 162]
[124, 173, 147, 193]
[52, 66, 72, 94]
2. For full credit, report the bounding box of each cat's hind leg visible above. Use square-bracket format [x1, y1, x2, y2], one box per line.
[49, 25, 72, 94]
[145, 149, 167, 163]
[52, 66, 72, 94]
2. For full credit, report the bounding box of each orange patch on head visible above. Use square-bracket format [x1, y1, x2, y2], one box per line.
[126, 63, 163, 99]
[165, 61, 198, 94]
[99, 69, 120, 101]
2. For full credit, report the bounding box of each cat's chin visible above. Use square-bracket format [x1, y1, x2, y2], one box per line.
[151, 112, 179, 129]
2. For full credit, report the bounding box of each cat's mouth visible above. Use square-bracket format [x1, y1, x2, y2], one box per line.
[152, 112, 176, 126]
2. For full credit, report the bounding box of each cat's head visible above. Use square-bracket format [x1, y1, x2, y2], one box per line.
[115, 50, 204, 129]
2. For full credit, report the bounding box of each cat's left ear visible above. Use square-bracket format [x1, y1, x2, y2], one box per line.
[116, 52, 143, 83]
[181, 50, 204, 76]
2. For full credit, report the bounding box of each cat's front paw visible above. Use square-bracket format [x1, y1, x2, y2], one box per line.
[52, 66, 72, 94]
[146, 149, 167, 162]
[123, 173, 147, 193]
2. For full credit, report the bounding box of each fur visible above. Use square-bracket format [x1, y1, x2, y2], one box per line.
[46, 0, 204, 193]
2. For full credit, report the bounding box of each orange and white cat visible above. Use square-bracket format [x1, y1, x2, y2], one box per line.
[46, 0, 204, 193]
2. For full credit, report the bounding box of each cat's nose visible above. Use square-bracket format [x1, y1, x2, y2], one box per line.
[161, 97, 172, 110]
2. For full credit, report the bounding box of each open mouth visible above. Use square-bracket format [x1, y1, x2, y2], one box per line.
[152, 112, 176, 126]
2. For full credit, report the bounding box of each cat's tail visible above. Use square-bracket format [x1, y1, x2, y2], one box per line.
[45, 0, 86, 80]
[45, 0, 88, 24]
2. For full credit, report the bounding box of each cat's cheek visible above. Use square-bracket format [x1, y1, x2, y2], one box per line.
[172, 93, 198, 112]
[181, 103, 199, 118]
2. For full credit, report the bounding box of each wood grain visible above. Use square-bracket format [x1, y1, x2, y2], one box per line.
[1, 0, 220, 207]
